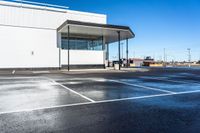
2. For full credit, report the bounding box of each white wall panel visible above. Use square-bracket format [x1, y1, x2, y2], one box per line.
[0, 25, 59, 68]
[0, 1, 107, 29]
[0, 4, 67, 29]
[61, 50, 104, 65]
[67, 10, 107, 24]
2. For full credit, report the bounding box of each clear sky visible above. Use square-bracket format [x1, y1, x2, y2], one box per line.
[10, 0, 200, 61]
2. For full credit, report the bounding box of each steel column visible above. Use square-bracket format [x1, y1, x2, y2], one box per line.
[59, 47, 61, 70]
[107, 43, 109, 67]
[118, 31, 121, 70]
[102, 36, 104, 50]
[57, 33, 62, 70]
[126, 38, 129, 67]
[67, 25, 70, 71]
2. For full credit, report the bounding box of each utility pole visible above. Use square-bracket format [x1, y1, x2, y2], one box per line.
[187, 48, 191, 67]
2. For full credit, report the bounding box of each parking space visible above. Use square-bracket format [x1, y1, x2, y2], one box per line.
[119, 77, 200, 92]
[61, 79, 165, 101]
[148, 72, 200, 84]
[0, 68, 200, 133]
[0, 77, 90, 113]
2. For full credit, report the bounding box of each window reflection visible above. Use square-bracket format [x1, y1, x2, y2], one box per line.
[61, 35, 104, 51]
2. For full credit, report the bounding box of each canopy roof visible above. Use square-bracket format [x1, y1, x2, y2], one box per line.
[57, 20, 135, 43]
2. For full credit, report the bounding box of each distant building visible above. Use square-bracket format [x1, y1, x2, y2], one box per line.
[143, 56, 155, 66]
[129, 58, 144, 67]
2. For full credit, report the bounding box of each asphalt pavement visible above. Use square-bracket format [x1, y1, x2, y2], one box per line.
[0, 68, 200, 133]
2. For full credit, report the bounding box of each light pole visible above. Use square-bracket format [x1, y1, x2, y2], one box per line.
[163, 48, 166, 67]
[187, 48, 191, 67]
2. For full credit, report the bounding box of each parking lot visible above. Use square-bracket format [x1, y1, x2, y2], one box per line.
[0, 68, 200, 133]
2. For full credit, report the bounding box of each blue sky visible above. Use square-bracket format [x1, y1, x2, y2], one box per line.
[12, 0, 200, 61]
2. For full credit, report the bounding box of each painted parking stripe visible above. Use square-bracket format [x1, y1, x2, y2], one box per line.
[141, 77, 200, 85]
[0, 82, 58, 89]
[45, 77, 96, 103]
[0, 89, 200, 115]
[0, 80, 50, 84]
[32, 71, 50, 74]
[0, 76, 45, 80]
[0, 102, 92, 116]
[108, 79, 176, 94]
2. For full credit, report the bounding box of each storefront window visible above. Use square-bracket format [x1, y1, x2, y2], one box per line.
[61, 36, 104, 51]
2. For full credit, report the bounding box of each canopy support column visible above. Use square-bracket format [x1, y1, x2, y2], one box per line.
[107, 43, 109, 67]
[67, 25, 70, 71]
[126, 38, 129, 67]
[57, 32, 62, 70]
[102, 36, 104, 50]
[59, 48, 61, 70]
[118, 31, 121, 70]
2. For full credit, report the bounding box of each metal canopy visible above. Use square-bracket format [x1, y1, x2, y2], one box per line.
[57, 20, 135, 43]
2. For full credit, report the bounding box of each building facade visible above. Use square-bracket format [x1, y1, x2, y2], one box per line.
[0, 0, 134, 70]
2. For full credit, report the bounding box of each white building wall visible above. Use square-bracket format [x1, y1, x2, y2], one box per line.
[67, 10, 107, 24]
[0, 1, 107, 29]
[61, 50, 104, 65]
[0, 2, 67, 29]
[0, 25, 58, 68]
[0, 1, 107, 68]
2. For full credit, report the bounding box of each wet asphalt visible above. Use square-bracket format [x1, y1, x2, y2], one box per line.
[0, 68, 200, 133]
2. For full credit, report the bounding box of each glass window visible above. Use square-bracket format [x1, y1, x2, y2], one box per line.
[61, 36, 104, 51]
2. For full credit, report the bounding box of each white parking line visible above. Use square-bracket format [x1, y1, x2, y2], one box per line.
[0, 76, 44, 80]
[0, 102, 92, 116]
[108, 79, 176, 94]
[0, 82, 59, 89]
[32, 71, 50, 74]
[141, 77, 200, 85]
[45, 77, 96, 103]
[0, 89, 200, 115]
[0, 80, 50, 84]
